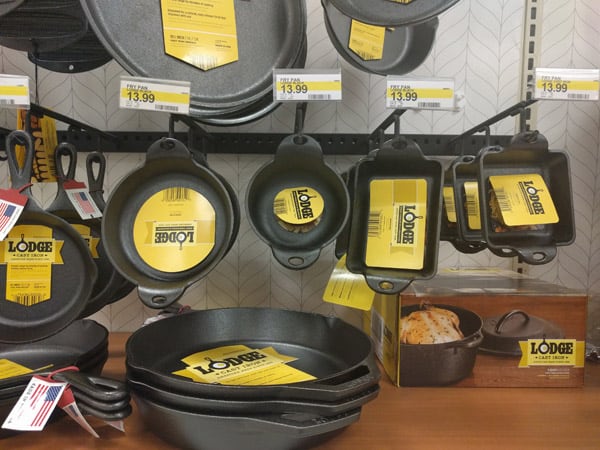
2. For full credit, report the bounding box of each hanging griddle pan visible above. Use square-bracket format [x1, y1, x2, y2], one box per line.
[80, 0, 307, 116]
[0, 131, 97, 343]
[246, 134, 350, 270]
[46, 143, 122, 317]
[322, 0, 438, 76]
[101, 137, 235, 309]
[329, 0, 460, 27]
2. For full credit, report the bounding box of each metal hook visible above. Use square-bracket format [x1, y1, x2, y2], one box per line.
[294, 102, 308, 135]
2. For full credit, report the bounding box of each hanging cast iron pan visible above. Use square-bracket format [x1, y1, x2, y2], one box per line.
[133, 394, 362, 450]
[126, 308, 380, 402]
[0, 0, 88, 53]
[84, 151, 136, 306]
[323, 0, 438, 76]
[0, 0, 23, 17]
[479, 309, 564, 356]
[0, 131, 97, 343]
[345, 137, 443, 294]
[477, 131, 575, 264]
[329, 0, 460, 26]
[102, 137, 235, 309]
[80, 0, 307, 116]
[334, 164, 358, 259]
[127, 376, 379, 417]
[27, 26, 112, 74]
[246, 134, 350, 270]
[46, 143, 122, 317]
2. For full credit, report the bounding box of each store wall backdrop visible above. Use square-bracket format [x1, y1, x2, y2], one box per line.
[0, 0, 598, 331]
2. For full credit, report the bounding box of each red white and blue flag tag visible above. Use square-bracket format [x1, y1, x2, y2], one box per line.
[63, 180, 102, 220]
[2, 377, 67, 431]
[0, 188, 28, 241]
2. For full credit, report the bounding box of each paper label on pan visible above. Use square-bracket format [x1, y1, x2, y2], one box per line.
[133, 187, 215, 273]
[16, 109, 58, 183]
[0, 225, 64, 306]
[119, 76, 191, 114]
[160, 0, 238, 71]
[386, 77, 455, 110]
[0, 75, 30, 109]
[173, 345, 316, 385]
[518, 340, 584, 368]
[442, 186, 457, 223]
[349, 20, 385, 61]
[2, 377, 66, 431]
[323, 255, 375, 310]
[534, 68, 599, 101]
[462, 181, 481, 230]
[365, 179, 427, 270]
[273, 186, 324, 225]
[71, 224, 99, 259]
[274, 69, 342, 101]
[63, 180, 102, 220]
[0, 359, 34, 379]
[488, 174, 558, 226]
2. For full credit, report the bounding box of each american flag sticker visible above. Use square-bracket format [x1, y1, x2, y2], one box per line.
[2, 377, 66, 431]
[66, 188, 102, 220]
[0, 200, 23, 241]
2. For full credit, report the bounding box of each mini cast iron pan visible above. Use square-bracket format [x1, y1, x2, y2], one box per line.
[329, 0, 460, 26]
[46, 143, 121, 317]
[323, 0, 438, 76]
[345, 137, 443, 294]
[477, 132, 575, 264]
[102, 137, 235, 309]
[0, 131, 97, 343]
[126, 308, 379, 402]
[246, 134, 350, 269]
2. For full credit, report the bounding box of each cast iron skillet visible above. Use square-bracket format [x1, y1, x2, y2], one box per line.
[328, 0, 460, 26]
[102, 137, 235, 309]
[46, 143, 122, 317]
[246, 134, 350, 269]
[125, 308, 379, 402]
[0, 131, 97, 343]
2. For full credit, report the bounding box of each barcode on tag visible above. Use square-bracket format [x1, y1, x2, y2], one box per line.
[273, 198, 287, 215]
[187, 55, 219, 71]
[0, 99, 15, 105]
[368, 211, 382, 237]
[154, 104, 179, 112]
[12, 293, 44, 307]
[567, 93, 590, 100]
[308, 94, 332, 100]
[163, 187, 191, 202]
[417, 102, 441, 108]
[493, 187, 511, 212]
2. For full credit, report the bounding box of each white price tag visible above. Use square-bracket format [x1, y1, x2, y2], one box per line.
[534, 68, 599, 101]
[274, 69, 342, 102]
[119, 76, 191, 114]
[386, 77, 455, 110]
[0, 75, 30, 109]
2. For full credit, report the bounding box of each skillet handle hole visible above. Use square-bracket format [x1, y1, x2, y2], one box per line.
[152, 296, 169, 307]
[293, 135, 308, 145]
[288, 257, 305, 267]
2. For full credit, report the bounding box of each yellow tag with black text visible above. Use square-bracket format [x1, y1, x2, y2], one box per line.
[0, 359, 34, 379]
[488, 174, 558, 226]
[443, 186, 456, 223]
[463, 181, 481, 230]
[519, 340, 584, 368]
[323, 255, 375, 310]
[273, 186, 324, 225]
[349, 20, 385, 61]
[365, 179, 427, 269]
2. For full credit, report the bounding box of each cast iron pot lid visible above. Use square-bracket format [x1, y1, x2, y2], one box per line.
[328, 0, 460, 26]
[479, 309, 564, 356]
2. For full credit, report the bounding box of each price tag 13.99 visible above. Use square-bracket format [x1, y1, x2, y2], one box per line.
[534, 68, 599, 101]
[119, 76, 191, 114]
[273, 70, 342, 102]
[386, 77, 456, 110]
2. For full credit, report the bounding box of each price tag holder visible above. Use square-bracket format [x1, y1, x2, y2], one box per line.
[0, 75, 30, 109]
[386, 77, 456, 110]
[273, 69, 342, 102]
[119, 76, 191, 114]
[534, 68, 599, 101]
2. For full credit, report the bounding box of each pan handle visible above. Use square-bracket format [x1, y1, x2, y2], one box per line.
[138, 285, 185, 309]
[86, 151, 106, 194]
[54, 142, 78, 181]
[146, 137, 192, 161]
[275, 134, 323, 161]
[364, 275, 413, 295]
[5, 130, 34, 191]
[515, 246, 557, 265]
[271, 247, 322, 270]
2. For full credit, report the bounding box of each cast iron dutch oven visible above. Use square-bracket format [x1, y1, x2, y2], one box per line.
[399, 303, 483, 386]
[246, 134, 350, 270]
[479, 309, 564, 356]
[125, 308, 380, 402]
[102, 137, 235, 309]
[0, 131, 97, 343]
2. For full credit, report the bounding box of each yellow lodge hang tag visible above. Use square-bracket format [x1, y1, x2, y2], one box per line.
[348, 20, 385, 61]
[365, 179, 427, 270]
[488, 174, 559, 226]
[160, 0, 238, 71]
[273, 186, 325, 226]
[462, 181, 481, 230]
[442, 186, 457, 223]
[323, 255, 375, 311]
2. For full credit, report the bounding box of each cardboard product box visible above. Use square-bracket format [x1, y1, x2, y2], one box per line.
[363, 268, 587, 387]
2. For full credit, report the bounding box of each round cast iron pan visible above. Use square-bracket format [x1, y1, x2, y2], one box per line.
[0, 131, 97, 343]
[329, 0, 460, 26]
[133, 393, 362, 450]
[126, 308, 379, 402]
[323, 0, 438, 76]
[46, 143, 122, 317]
[246, 134, 350, 269]
[0, 0, 88, 53]
[102, 137, 235, 309]
[80, 0, 306, 115]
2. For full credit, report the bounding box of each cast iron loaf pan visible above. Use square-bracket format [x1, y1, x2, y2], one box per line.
[477, 131, 575, 264]
[345, 137, 444, 294]
[125, 308, 379, 402]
